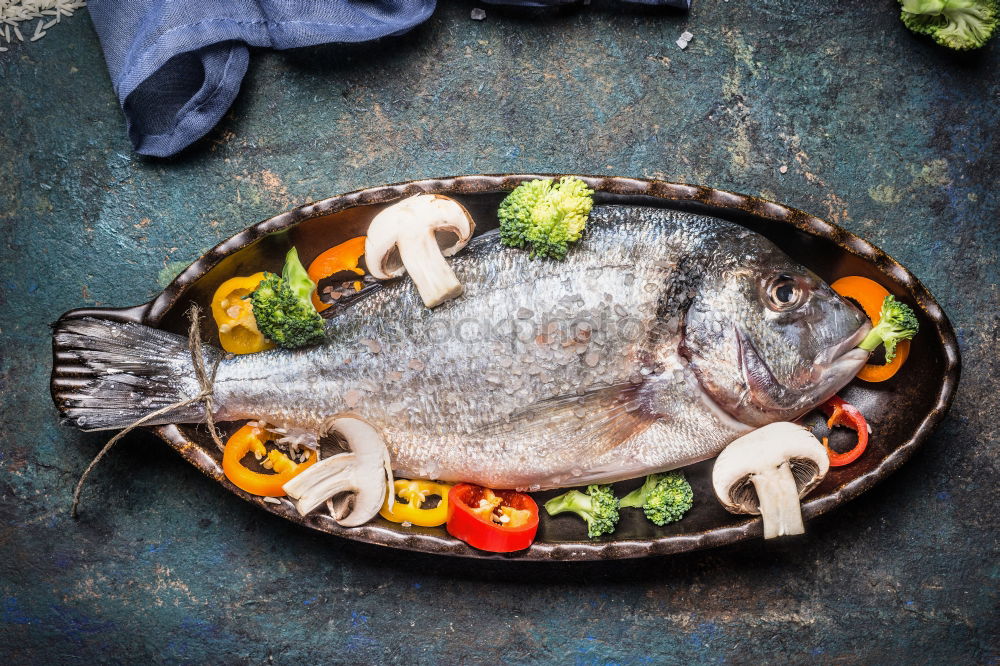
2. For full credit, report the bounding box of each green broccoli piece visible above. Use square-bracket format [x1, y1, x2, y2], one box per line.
[856, 295, 919, 363]
[498, 177, 594, 260]
[900, 0, 997, 50]
[544, 484, 620, 538]
[250, 247, 325, 349]
[619, 471, 694, 526]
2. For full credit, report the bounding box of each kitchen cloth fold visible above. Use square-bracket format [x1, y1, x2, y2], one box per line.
[88, 0, 690, 157]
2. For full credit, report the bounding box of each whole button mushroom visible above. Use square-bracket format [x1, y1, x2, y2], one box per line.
[365, 194, 476, 308]
[712, 422, 830, 539]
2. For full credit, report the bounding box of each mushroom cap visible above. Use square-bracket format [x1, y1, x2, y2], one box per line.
[712, 422, 830, 515]
[364, 194, 476, 280]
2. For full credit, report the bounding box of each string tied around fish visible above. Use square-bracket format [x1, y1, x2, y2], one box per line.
[70, 303, 225, 519]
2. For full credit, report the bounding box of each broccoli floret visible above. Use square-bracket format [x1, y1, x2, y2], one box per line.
[498, 177, 594, 260]
[856, 295, 919, 363]
[250, 247, 325, 349]
[619, 471, 694, 526]
[544, 484, 620, 538]
[900, 0, 997, 50]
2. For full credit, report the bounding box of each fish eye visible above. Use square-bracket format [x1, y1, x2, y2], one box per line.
[765, 274, 805, 311]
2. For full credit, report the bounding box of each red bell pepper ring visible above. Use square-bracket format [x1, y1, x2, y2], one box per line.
[819, 395, 869, 466]
[446, 483, 539, 553]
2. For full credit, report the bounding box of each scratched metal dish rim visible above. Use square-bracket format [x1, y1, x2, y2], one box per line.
[51, 175, 961, 561]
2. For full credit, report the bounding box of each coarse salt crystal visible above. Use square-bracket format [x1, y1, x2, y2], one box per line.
[344, 389, 362, 408]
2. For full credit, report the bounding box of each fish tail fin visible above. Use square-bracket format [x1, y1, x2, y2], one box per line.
[51, 317, 219, 431]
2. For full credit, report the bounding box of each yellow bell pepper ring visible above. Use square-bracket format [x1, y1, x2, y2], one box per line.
[379, 479, 454, 527]
[211, 273, 276, 355]
[222, 423, 316, 497]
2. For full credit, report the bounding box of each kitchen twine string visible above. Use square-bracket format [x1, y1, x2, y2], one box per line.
[71, 304, 226, 519]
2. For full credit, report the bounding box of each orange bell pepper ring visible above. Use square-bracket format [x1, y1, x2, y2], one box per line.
[211, 273, 276, 355]
[307, 236, 367, 312]
[222, 423, 316, 497]
[830, 276, 910, 382]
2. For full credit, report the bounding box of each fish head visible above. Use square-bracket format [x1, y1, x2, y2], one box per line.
[680, 233, 871, 426]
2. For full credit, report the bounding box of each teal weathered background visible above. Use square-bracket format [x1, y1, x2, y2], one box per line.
[1, 0, 997, 662]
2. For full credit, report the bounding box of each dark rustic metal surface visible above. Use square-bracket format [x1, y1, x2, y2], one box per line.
[50, 175, 962, 560]
[2, 0, 998, 662]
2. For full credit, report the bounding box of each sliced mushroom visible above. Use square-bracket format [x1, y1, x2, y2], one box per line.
[712, 422, 829, 539]
[365, 194, 475, 308]
[282, 416, 393, 527]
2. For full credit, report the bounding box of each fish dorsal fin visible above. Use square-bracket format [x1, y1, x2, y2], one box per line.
[475, 383, 657, 465]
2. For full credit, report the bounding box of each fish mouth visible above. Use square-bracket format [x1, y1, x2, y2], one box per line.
[733, 321, 872, 422]
[813, 321, 872, 368]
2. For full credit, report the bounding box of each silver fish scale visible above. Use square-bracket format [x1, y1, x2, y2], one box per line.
[212, 206, 749, 488]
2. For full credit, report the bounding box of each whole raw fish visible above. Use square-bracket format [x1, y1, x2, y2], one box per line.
[53, 205, 870, 489]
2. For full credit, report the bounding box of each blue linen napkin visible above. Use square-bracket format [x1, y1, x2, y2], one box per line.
[88, 0, 688, 157]
[88, 0, 436, 157]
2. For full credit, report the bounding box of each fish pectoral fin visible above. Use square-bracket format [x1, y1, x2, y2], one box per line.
[476, 383, 657, 464]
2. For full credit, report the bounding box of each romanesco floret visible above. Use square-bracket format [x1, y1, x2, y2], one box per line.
[498, 177, 594, 260]
[900, 0, 997, 50]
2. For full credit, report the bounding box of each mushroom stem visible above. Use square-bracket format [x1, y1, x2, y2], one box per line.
[750, 462, 805, 539]
[397, 229, 463, 307]
[283, 454, 356, 516]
